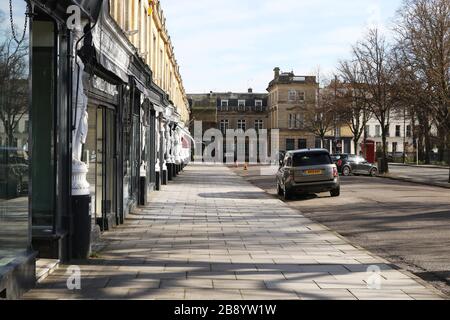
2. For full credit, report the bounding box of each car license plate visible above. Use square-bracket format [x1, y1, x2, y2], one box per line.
[305, 170, 323, 175]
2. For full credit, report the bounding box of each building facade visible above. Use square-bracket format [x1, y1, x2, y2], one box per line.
[0, 0, 191, 299]
[267, 68, 318, 152]
[109, 0, 190, 124]
[187, 90, 268, 162]
[362, 112, 414, 159]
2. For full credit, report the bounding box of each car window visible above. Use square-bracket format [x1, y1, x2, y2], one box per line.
[293, 152, 332, 167]
[356, 156, 366, 162]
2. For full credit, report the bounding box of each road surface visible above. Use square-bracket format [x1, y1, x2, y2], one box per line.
[232, 165, 450, 297]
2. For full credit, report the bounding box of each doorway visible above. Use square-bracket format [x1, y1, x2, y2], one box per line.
[85, 105, 117, 231]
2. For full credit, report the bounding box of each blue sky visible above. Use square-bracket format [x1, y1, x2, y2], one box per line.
[162, 0, 403, 93]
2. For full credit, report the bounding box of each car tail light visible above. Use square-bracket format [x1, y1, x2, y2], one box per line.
[337, 160, 342, 167]
[333, 167, 338, 177]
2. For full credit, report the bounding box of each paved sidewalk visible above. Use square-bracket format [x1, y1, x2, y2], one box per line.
[23, 164, 443, 300]
[382, 164, 450, 189]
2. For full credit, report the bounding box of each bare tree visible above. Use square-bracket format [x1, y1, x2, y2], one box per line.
[352, 28, 396, 173]
[0, 27, 29, 147]
[390, 47, 433, 163]
[394, 0, 450, 181]
[338, 60, 372, 155]
[304, 80, 336, 149]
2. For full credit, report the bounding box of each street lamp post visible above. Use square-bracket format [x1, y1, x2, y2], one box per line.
[403, 105, 406, 164]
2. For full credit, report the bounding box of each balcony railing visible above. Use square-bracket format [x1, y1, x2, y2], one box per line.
[218, 105, 267, 112]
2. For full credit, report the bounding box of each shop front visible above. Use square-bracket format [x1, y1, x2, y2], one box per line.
[0, 0, 103, 299]
[83, 75, 120, 232]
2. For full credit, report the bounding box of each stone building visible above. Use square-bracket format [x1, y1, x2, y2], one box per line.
[267, 68, 318, 151]
[110, 0, 190, 123]
[0, 0, 191, 299]
[188, 90, 268, 162]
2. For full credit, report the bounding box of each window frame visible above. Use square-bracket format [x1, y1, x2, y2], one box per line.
[254, 119, 263, 131]
[288, 90, 297, 101]
[237, 119, 246, 131]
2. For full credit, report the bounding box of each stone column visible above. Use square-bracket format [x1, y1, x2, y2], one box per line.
[160, 118, 168, 185]
[155, 111, 161, 190]
[165, 122, 173, 181]
[174, 126, 182, 173]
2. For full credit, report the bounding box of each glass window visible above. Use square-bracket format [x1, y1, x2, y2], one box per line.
[298, 92, 305, 101]
[254, 120, 263, 131]
[392, 142, 398, 153]
[0, 0, 31, 265]
[31, 18, 56, 233]
[293, 152, 332, 166]
[315, 138, 322, 149]
[375, 125, 381, 137]
[396, 125, 401, 137]
[288, 90, 297, 101]
[237, 120, 246, 131]
[286, 139, 295, 151]
[298, 139, 307, 149]
[220, 119, 229, 134]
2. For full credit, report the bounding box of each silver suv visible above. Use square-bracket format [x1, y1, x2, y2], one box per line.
[276, 149, 340, 200]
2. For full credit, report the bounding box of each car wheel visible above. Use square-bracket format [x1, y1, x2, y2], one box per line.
[370, 168, 378, 177]
[330, 188, 340, 197]
[277, 182, 283, 196]
[342, 166, 351, 176]
[283, 187, 293, 200]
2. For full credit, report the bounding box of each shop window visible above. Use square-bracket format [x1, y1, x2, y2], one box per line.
[0, 1, 31, 262]
[31, 18, 56, 231]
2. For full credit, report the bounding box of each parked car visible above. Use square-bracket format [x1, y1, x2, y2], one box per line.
[277, 149, 340, 200]
[332, 154, 378, 177]
[0, 147, 29, 199]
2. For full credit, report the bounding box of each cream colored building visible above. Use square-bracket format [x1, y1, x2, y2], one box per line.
[267, 68, 319, 151]
[109, 0, 190, 124]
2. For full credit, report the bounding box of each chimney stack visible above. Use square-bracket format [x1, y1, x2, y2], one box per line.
[274, 67, 280, 79]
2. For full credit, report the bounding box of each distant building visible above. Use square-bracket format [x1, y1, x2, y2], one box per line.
[267, 68, 318, 151]
[188, 89, 268, 162]
[362, 111, 414, 158]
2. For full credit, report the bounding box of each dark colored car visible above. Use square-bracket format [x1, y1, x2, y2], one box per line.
[332, 154, 378, 177]
[0, 147, 29, 199]
[277, 149, 340, 200]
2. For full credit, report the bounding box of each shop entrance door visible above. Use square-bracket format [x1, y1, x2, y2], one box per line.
[130, 114, 140, 203]
[90, 106, 117, 231]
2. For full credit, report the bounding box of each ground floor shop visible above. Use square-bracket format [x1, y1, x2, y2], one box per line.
[0, 0, 190, 299]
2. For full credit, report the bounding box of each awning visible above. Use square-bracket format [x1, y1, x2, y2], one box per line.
[91, 0, 131, 83]
[179, 126, 195, 144]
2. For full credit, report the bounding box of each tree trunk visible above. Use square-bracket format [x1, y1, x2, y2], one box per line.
[381, 130, 389, 174]
[448, 135, 450, 184]
[417, 136, 424, 162]
[424, 129, 432, 165]
[354, 139, 359, 156]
